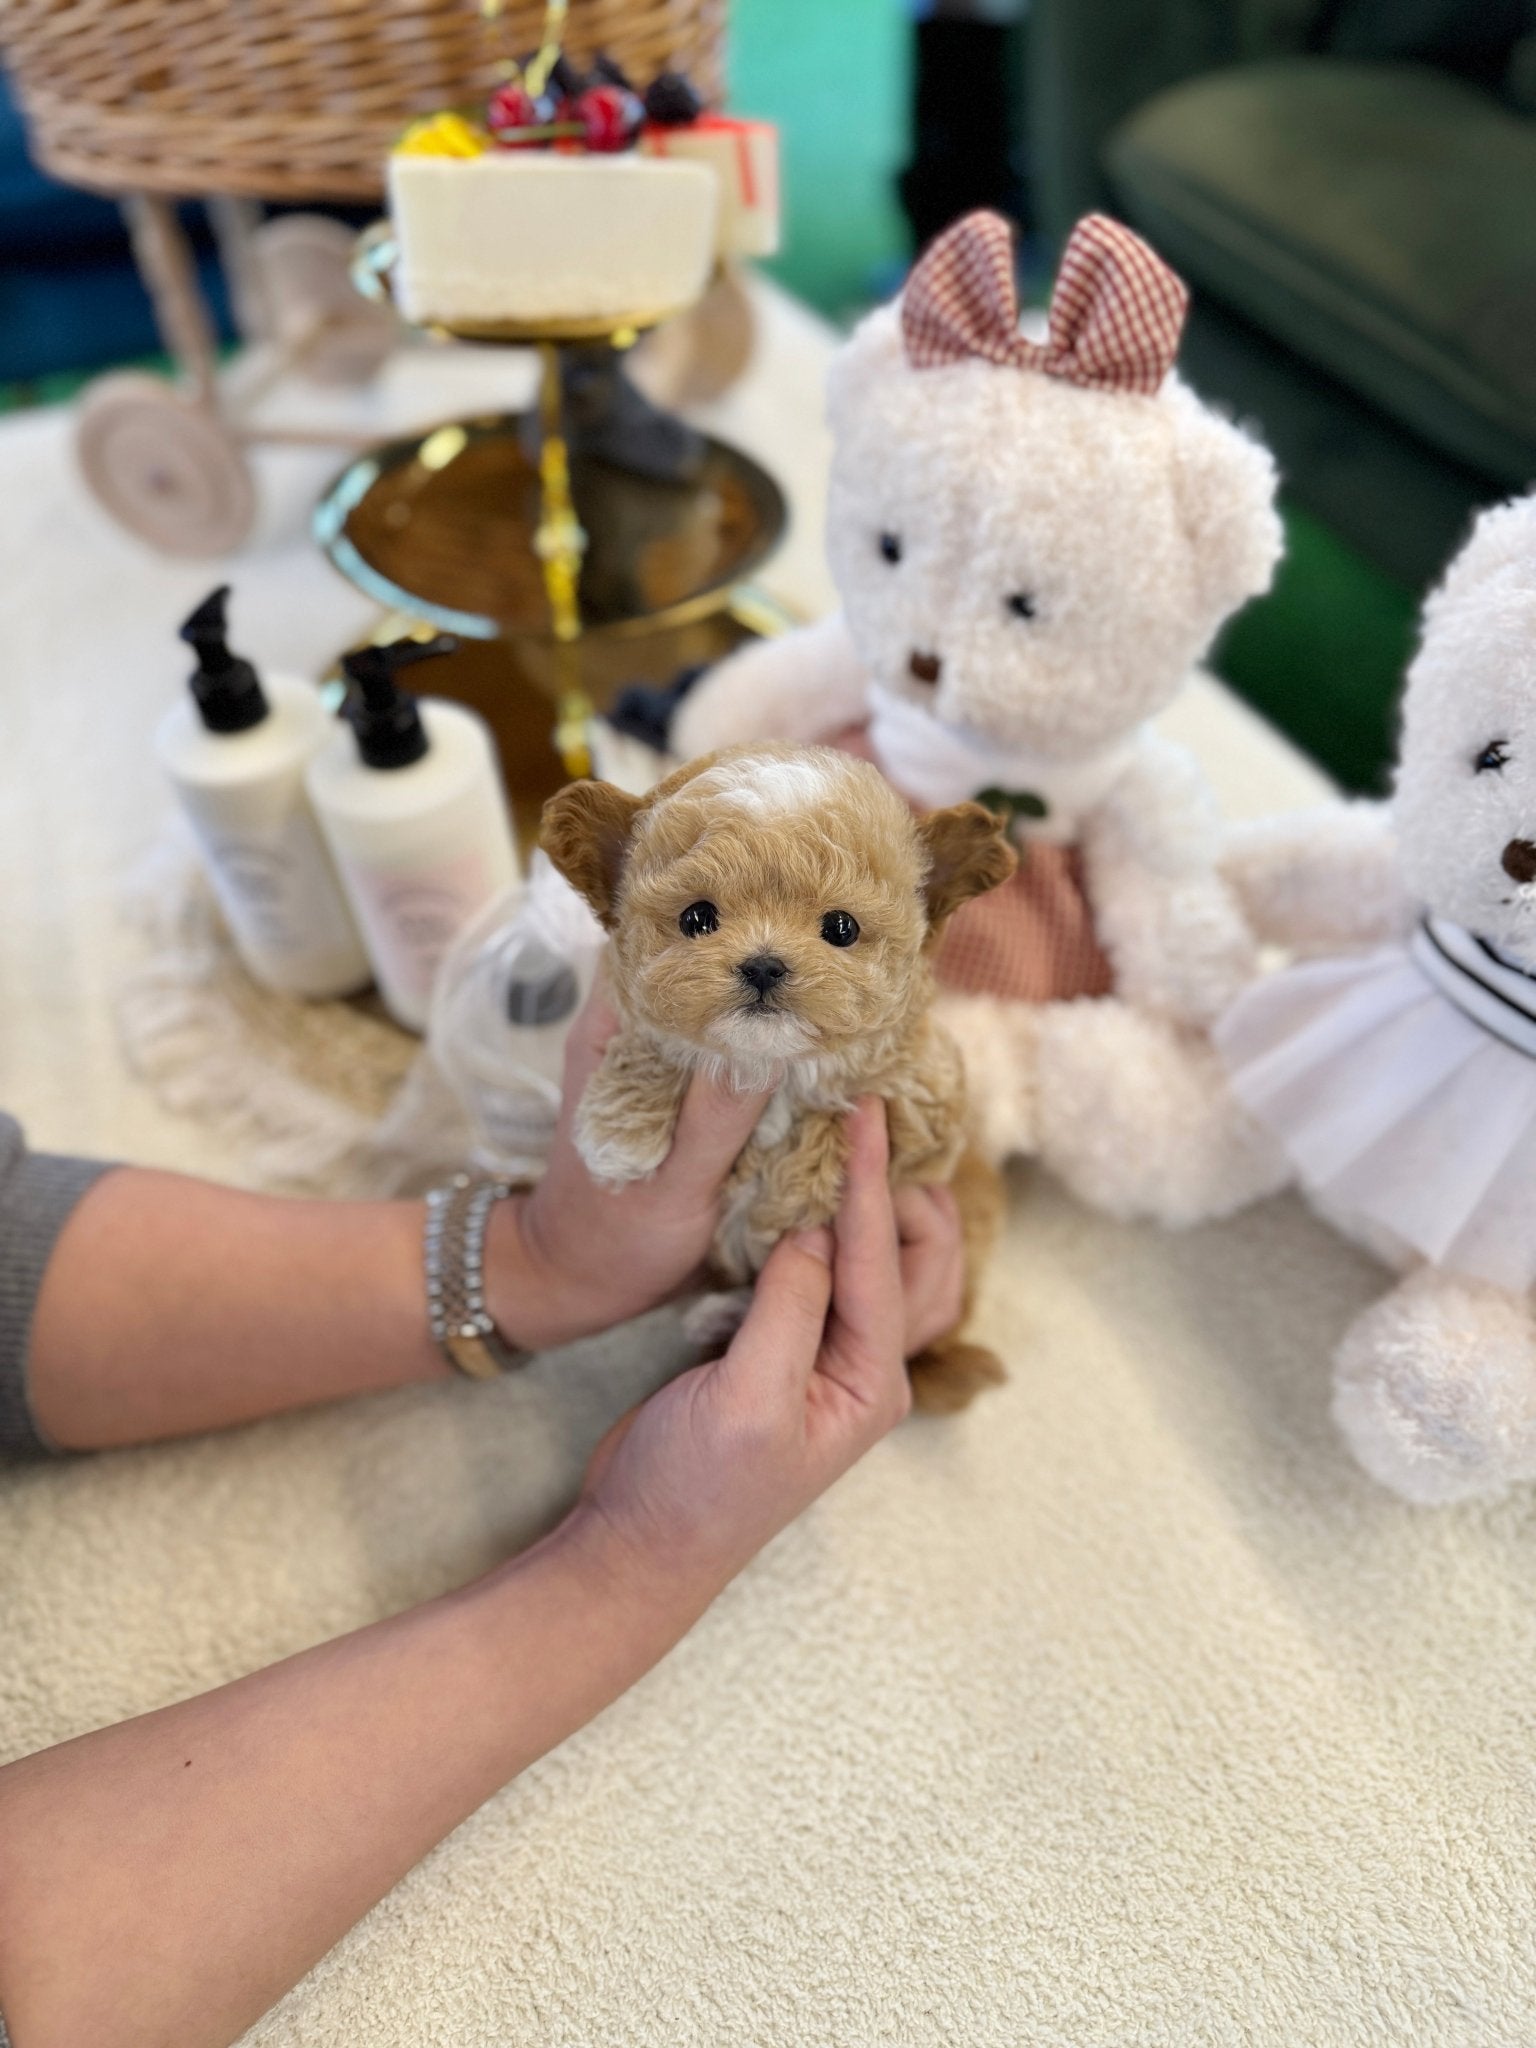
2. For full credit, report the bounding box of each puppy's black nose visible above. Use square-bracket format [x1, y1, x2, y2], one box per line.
[909, 649, 941, 686]
[737, 954, 790, 998]
[1503, 838, 1536, 883]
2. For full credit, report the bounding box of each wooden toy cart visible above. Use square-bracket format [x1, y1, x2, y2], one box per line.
[0, 0, 725, 557]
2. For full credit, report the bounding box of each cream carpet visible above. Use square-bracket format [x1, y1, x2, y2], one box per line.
[7, 1185, 1534, 2046]
[4, 298, 1532, 2047]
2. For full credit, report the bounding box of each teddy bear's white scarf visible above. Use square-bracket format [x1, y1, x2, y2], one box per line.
[865, 684, 1138, 842]
[1217, 917, 1536, 1290]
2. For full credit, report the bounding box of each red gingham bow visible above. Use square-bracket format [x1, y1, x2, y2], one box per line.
[901, 210, 1189, 396]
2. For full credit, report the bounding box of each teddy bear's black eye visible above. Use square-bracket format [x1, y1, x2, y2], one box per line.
[1476, 739, 1510, 774]
[679, 901, 719, 937]
[1006, 592, 1036, 620]
[878, 532, 902, 565]
[820, 910, 860, 947]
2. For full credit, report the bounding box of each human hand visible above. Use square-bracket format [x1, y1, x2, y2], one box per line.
[893, 1181, 965, 1359]
[569, 1099, 962, 1613]
[486, 979, 771, 1351]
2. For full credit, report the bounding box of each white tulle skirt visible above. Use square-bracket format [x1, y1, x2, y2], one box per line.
[1215, 920, 1536, 1291]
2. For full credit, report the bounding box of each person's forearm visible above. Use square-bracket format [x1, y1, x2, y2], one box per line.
[25, 1170, 563, 1451]
[25, 1168, 451, 1448]
[0, 1508, 707, 2048]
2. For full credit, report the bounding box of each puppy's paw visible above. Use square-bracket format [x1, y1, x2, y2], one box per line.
[908, 1338, 1007, 1415]
[682, 1288, 752, 1353]
[574, 1100, 674, 1188]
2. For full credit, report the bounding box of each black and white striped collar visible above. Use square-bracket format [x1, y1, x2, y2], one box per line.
[1411, 916, 1536, 1058]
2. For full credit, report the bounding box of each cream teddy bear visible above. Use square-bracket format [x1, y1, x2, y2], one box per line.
[672, 211, 1287, 1226]
[1218, 492, 1536, 1503]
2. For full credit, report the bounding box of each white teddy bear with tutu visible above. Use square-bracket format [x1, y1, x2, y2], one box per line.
[1219, 492, 1536, 1503]
[673, 209, 1287, 1224]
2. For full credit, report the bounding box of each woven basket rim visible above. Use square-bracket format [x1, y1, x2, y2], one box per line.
[2, 0, 725, 200]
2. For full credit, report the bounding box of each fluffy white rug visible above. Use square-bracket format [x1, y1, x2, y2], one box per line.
[5, 1179, 1535, 2046]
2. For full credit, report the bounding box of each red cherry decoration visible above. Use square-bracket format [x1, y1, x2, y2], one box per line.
[487, 80, 549, 145]
[574, 83, 643, 151]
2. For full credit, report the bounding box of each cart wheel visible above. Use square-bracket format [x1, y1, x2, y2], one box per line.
[252, 214, 398, 387]
[630, 266, 757, 411]
[76, 373, 256, 558]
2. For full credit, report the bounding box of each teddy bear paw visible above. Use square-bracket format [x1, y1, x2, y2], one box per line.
[1034, 1001, 1288, 1226]
[1133, 885, 1258, 1026]
[931, 994, 1041, 1163]
[1333, 1271, 1536, 1505]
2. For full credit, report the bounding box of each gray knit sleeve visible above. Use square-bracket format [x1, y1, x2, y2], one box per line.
[0, 1113, 116, 1457]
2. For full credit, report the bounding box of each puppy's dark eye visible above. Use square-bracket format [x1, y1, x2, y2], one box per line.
[1006, 592, 1036, 620]
[878, 532, 902, 565]
[679, 901, 719, 937]
[820, 910, 860, 947]
[1476, 739, 1510, 774]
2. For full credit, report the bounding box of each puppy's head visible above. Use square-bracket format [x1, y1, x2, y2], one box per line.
[541, 744, 1014, 1068]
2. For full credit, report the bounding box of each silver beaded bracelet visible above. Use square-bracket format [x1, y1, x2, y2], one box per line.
[424, 1173, 530, 1380]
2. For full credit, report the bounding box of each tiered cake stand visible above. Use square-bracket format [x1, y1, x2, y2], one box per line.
[318, 225, 788, 843]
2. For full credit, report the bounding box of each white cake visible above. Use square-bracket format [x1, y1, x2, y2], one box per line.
[387, 152, 719, 329]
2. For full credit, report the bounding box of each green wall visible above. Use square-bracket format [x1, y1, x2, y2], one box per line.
[729, 0, 911, 317]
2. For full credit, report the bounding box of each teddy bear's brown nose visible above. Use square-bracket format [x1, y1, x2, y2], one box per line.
[1503, 838, 1536, 883]
[909, 650, 942, 685]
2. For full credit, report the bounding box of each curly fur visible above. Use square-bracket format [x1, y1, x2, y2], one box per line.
[540, 743, 1016, 1411]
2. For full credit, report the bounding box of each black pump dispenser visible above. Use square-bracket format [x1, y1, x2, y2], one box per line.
[179, 586, 268, 735]
[339, 636, 458, 771]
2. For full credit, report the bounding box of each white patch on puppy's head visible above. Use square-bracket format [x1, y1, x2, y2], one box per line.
[1394, 492, 1536, 962]
[687, 750, 841, 819]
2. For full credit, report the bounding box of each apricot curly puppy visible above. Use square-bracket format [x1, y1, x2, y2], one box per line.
[541, 742, 1015, 1412]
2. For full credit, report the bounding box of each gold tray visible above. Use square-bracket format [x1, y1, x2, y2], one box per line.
[314, 412, 787, 641]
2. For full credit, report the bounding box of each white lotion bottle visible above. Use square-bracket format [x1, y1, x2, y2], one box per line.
[306, 636, 520, 1033]
[156, 585, 370, 999]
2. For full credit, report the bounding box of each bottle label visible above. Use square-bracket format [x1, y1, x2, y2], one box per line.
[195, 810, 358, 968]
[349, 848, 496, 1007]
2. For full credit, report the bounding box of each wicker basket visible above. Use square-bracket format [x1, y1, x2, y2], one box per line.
[0, 0, 725, 201]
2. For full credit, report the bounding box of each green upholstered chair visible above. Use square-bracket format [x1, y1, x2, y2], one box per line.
[1027, 0, 1536, 783]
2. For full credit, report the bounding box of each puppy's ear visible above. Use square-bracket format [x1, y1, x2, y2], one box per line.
[540, 779, 645, 928]
[919, 802, 1017, 928]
